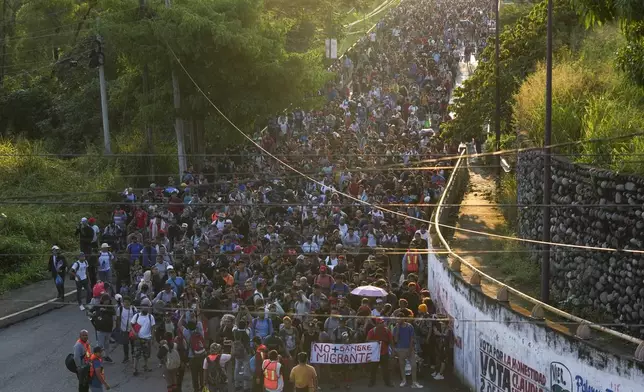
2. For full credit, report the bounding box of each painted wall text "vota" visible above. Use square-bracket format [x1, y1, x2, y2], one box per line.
[479, 338, 547, 392]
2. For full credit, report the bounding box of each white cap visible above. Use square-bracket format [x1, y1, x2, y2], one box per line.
[51, 245, 60, 251]
[167, 265, 174, 271]
[100, 243, 109, 248]
[81, 217, 88, 223]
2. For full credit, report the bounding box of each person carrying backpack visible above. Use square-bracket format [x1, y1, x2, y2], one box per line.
[180, 317, 207, 392]
[158, 332, 181, 392]
[202, 343, 231, 392]
[130, 298, 155, 376]
[232, 320, 252, 391]
[68, 329, 92, 392]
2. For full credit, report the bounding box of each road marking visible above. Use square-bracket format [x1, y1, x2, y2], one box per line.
[0, 289, 78, 322]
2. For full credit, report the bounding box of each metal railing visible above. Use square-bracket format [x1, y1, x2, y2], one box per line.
[433, 150, 644, 350]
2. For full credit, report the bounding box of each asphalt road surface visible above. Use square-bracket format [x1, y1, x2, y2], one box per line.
[0, 305, 467, 392]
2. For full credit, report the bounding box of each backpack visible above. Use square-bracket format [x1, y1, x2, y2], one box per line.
[65, 353, 91, 384]
[164, 344, 181, 370]
[252, 318, 273, 340]
[232, 330, 248, 359]
[188, 329, 206, 355]
[206, 355, 227, 386]
[174, 334, 189, 363]
[249, 354, 257, 373]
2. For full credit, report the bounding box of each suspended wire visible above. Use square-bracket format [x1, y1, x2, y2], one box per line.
[0, 297, 641, 330]
[162, 41, 644, 259]
[4, 5, 141, 41]
[0, 48, 96, 79]
[3, 199, 644, 210]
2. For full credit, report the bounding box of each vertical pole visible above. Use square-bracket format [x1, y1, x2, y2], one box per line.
[96, 30, 111, 155]
[494, 0, 501, 186]
[541, 0, 553, 303]
[0, 0, 6, 88]
[140, 0, 154, 180]
[165, 0, 186, 179]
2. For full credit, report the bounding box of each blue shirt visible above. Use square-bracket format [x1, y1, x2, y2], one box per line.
[127, 243, 143, 263]
[394, 324, 414, 349]
[251, 318, 273, 341]
[90, 358, 103, 387]
[167, 276, 185, 296]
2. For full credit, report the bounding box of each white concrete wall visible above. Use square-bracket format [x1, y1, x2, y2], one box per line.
[426, 246, 644, 392]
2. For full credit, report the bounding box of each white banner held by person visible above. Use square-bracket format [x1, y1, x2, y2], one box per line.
[310, 342, 381, 364]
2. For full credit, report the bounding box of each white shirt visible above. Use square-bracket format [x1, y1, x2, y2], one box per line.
[202, 353, 232, 369]
[98, 251, 114, 272]
[71, 260, 89, 281]
[131, 313, 155, 340]
[118, 305, 138, 331]
[301, 242, 319, 254]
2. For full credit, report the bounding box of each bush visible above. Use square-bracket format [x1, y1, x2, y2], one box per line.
[511, 24, 644, 174]
[0, 140, 123, 292]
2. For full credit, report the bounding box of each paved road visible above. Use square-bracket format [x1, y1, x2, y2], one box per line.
[0, 304, 468, 392]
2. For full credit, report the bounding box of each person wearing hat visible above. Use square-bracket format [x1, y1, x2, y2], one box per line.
[70, 252, 91, 311]
[367, 317, 393, 387]
[202, 342, 232, 391]
[97, 243, 115, 288]
[89, 346, 111, 391]
[48, 245, 67, 300]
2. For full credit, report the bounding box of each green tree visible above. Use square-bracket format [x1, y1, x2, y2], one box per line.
[573, 0, 644, 85]
[442, 0, 582, 144]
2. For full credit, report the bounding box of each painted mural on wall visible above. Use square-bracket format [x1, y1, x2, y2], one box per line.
[479, 335, 547, 392]
[426, 250, 644, 392]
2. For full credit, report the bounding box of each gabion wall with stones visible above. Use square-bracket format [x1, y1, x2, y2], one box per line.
[517, 150, 644, 335]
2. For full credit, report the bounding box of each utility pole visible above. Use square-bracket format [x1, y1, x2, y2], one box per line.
[165, 0, 187, 179]
[94, 24, 111, 155]
[494, 0, 501, 187]
[140, 0, 154, 179]
[541, 0, 554, 303]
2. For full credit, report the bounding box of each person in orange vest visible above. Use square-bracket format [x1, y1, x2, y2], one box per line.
[402, 246, 425, 278]
[262, 350, 284, 392]
[89, 346, 111, 391]
[73, 329, 92, 392]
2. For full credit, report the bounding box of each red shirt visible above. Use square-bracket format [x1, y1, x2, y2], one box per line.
[135, 210, 148, 229]
[367, 326, 393, 355]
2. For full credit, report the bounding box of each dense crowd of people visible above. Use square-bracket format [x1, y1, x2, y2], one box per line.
[58, 0, 492, 391]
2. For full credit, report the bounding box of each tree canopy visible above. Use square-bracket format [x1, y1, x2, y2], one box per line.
[0, 0, 342, 169]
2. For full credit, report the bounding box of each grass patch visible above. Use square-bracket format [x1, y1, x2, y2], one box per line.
[513, 24, 644, 174]
[0, 140, 123, 293]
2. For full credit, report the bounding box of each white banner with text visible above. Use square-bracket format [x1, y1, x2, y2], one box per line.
[310, 342, 381, 364]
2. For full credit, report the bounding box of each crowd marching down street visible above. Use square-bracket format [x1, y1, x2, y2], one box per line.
[50, 0, 493, 391]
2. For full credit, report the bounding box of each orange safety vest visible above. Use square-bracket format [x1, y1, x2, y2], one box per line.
[263, 359, 280, 390]
[89, 354, 103, 379]
[77, 339, 91, 363]
[406, 252, 419, 273]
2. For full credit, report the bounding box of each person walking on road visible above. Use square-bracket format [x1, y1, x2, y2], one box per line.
[49, 245, 67, 300]
[289, 352, 317, 392]
[71, 252, 92, 311]
[367, 318, 393, 387]
[393, 309, 422, 389]
[73, 329, 92, 392]
[90, 294, 115, 363]
[97, 243, 115, 286]
[89, 346, 111, 391]
[131, 298, 155, 376]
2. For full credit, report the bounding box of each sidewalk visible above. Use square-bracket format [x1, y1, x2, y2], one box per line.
[0, 278, 77, 328]
[450, 167, 540, 299]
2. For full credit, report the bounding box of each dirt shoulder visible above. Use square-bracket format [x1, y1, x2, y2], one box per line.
[450, 165, 540, 299]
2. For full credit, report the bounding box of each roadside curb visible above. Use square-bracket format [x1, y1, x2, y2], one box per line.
[0, 289, 77, 329]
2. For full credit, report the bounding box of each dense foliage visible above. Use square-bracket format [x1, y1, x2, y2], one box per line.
[441, 0, 583, 143]
[513, 25, 644, 173]
[573, 0, 644, 86]
[0, 0, 345, 162]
